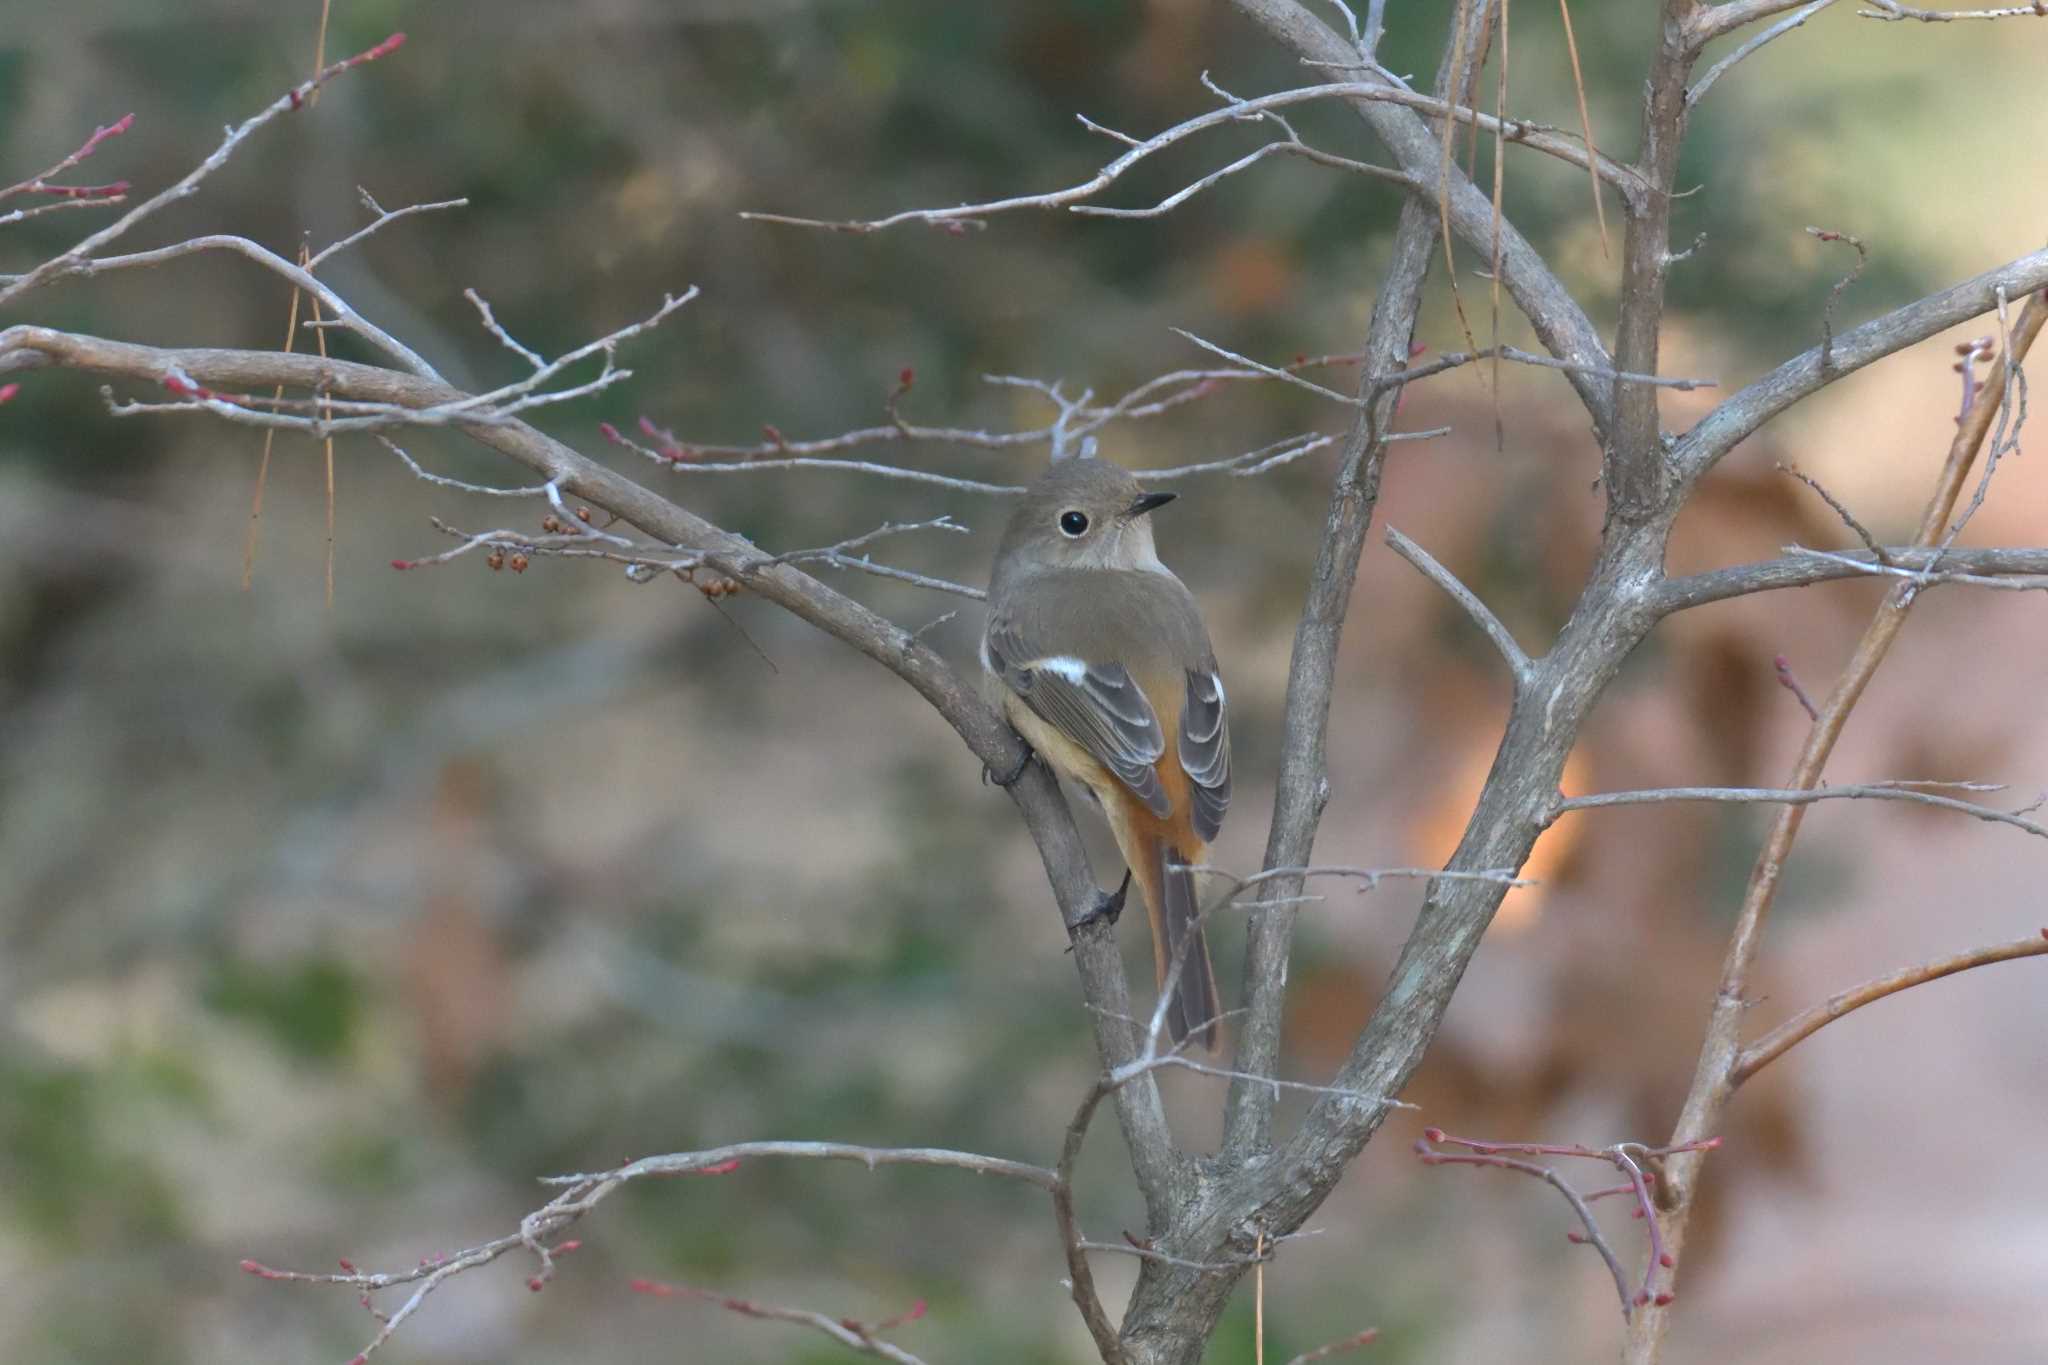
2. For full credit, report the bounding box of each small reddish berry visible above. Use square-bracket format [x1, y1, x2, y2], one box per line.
[509, 553, 529, 573]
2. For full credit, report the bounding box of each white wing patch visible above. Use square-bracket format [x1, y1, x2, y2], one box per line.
[1027, 655, 1092, 685]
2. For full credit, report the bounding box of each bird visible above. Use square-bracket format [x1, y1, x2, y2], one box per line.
[981, 456, 1231, 1048]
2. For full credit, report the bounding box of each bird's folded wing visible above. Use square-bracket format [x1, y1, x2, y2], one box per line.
[985, 617, 1170, 817]
[1180, 667, 1231, 842]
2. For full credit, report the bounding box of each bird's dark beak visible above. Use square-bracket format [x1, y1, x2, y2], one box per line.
[1126, 490, 1177, 517]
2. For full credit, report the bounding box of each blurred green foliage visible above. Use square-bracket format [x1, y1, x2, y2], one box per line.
[203, 953, 362, 1063]
[0, 1055, 185, 1246]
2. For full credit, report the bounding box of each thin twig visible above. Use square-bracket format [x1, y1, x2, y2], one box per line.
[1807, 226, 1869, 375]
[1776, 463, 1886, 562]
[1773, 655, 1821, 720]
[1688, 0, 1839, 106]
[306, 190, 467, 270]
[1551, 781, 2048, 841]
[1653, 544, 2048, 613]
[1730, 929, 2048, 1084]
[1384, 526, 1532, 684]
[1859, 0, 2048, 19]
[1283, 1328, 1382, 1365]
[0, 34, 409, 313]
[629, 1281, 932, 1365]
[738, 78, 1642, 236]
[1414, 1142, 1635, 1316]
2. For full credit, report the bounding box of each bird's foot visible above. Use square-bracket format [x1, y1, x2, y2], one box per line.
[1071, 870, 1131, 932]
[983, 735, 1035, 788]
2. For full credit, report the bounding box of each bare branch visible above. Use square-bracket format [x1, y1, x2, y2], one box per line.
[243, 1234, 528, 1363]
[1414, 1139, 1635, 1316]
[0, 111, 134, 207]
[246, 1139, 1052, 1361]
[1806, 225, 1870, 375]
[755, 517, 986, 600]
[464, 287, 547, 369]
[1653, 544, 2048, 612]
[739, 79, 1639, 237]
[1732, 930, 2048, 1085]
[546, 1140, 1057, 1192]
[1688, 0, 1840, 106]
[1057, 1070, 1143, 1365]
[1692, 0, 1849, 41]
[9, 232, 444, 380]
[1283, 1328, 1382, 1365]
[0, 34, 408, 312]
[1631, 286, 2048, 1363]
[1176, 333, 1713, 408]
[1781, 545, 2048, 593]
[1776, 463, 1886, 561]
[1147, 432, 1339, 480]
[1774, 654, 1822, 720]
[629, 1280, 932, 1365]
[1384, 344, 1714, 392]
[1204, 864, 1534, 897]
[1384, 527, 1533, 685]
[380, 435, 550, 497]
[1172, 329, 1370, 407]
[1860, 0, 2048, 19]
[1417, 1131, 1719, 1314]
[1070, 135, 1414, 220]
[1604, 0, 1704, 523]
[1550, 780, 2048, 840]
[1222, 188, 1444, 1160]
[400, 508, 985, 602]
[306, 188, 468, 270]
[83, 290, 694, 439]
[1944, 291, 2032, 546]
[597, 354, 1375, 491]
[1674, 247, 2048, 480]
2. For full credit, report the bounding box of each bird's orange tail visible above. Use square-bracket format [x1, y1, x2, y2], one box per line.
[1135, 834, 1220, 1051]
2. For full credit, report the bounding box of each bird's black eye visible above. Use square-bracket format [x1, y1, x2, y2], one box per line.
[1058, 510, 1090, 537]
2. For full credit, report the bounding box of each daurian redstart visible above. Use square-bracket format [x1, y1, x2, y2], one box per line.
[983, 457, 1231, 1048]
